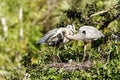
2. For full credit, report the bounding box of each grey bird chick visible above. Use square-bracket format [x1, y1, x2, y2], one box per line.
[36, 25, 75, 47]
[55, 26, 104, 42]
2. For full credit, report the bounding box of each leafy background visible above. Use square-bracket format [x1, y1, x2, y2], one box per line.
[0, 0, 120, 79]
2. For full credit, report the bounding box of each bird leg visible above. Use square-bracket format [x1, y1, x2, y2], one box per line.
[53, 47, 57, 63]
[56, 48, 62, 62]
[82, 42, 90, 62]
[53, 47, 62, 63]
[82, 44, 87, 62]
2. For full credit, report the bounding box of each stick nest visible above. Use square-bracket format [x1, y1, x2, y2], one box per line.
[46, 61, 93, 71]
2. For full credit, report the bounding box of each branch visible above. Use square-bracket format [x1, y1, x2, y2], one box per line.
[90, 10, 109, 17]
[90, 4, 120, 17]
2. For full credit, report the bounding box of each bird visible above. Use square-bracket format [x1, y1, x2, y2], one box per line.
[36, 25, 76, 62]
[53, 26, 104, 41]
[36, 25, 75, 47]
[51, 26, 104, 62]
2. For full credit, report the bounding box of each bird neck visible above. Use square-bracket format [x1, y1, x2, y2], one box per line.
[62, 29, 82, 40]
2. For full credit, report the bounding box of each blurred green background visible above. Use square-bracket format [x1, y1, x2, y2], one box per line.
[0, 0, 120, 79]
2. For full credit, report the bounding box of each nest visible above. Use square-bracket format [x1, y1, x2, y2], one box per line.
[46, 61, 93, 71]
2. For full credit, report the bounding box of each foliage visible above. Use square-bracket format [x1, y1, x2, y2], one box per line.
[0, 0, 120, 79]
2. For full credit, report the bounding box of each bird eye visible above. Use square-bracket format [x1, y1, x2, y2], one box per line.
[57, 33, 63, 38]
[82, 30, 86, 34]
[57, 33, 61, 37]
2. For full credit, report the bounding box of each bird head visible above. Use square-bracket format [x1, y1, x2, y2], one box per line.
[66, 25, 76, 33]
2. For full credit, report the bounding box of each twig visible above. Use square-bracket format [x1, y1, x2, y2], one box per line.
[90, 4, 120, 17]
[90, 10, 109, 17]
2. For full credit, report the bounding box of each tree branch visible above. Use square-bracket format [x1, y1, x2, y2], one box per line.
[90, 4, 120, 17]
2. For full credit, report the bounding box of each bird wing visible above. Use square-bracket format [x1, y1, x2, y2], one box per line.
[48, 27, 74, 44]
[48, 28, 63, 41]
[36, 28, 58, 44]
